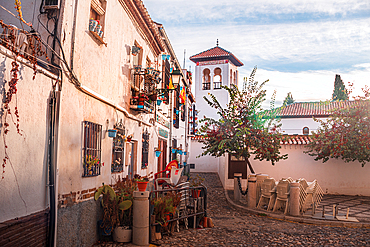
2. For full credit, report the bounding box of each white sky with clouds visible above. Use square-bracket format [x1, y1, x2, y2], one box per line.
[142, 0, 370, 106]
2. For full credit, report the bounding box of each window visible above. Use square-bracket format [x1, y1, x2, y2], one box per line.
[89, 0, 106, 43]
[132, 41, 143, 92]
[173, 89, 180, 129]
[111, 127, 125, 173]
[213, 68, 222, 89]
[303, 127, 309, 135]
[141, 129, 149, 169]
[202, 68, 211, 90]
[171, 139, 177, 161]
[82, 121, 102, 177]
[162, 59, 170, 104]
[181, 104, 186, 122]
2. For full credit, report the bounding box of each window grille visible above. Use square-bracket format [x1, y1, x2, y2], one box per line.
[142, 129, 150, 169]
[202, 82, 211, 90]
[111, 127, 125, 173]
[172, 139, 177, 161]
[173, 89, 180, 129]
[214, 81, 222, 89]
[162, 59, 170, 104]
[181, 104, 186, 122]
[82, 121, 102, 177]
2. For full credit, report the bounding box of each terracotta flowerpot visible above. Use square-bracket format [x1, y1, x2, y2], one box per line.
[192, 189, 201, 198]
[136, 181, 148, 191]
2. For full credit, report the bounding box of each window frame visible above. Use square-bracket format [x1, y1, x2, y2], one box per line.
[141, 129, 150, 169]
[111, 127, 125, 173]
[82, 121, 102, 177]
[89, 0, 106, 44]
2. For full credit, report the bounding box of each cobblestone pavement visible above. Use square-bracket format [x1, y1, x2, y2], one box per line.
[95, 172, 370, 247]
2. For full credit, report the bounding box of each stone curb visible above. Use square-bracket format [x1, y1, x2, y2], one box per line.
[224, 189, 370, 229]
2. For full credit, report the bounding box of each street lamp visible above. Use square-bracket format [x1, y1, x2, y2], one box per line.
[170, 69, 182, 89]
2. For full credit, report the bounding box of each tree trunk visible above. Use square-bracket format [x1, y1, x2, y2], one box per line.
[245, 158, 255, 174]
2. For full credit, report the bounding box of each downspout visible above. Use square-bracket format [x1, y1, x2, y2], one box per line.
[169, 90, 173, 161]
[70, 0, 79, 71]
[47, 86, 61, 247]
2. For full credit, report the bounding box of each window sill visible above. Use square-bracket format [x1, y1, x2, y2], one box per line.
[88, 30, 107, 47]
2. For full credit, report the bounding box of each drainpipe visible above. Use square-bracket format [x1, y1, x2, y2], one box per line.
[48, 88, 61, 247]
[70, 0, 79, 71]
[168, 90, 173, 162]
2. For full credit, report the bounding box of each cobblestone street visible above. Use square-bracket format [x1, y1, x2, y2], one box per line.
[96, 172, 370, 247]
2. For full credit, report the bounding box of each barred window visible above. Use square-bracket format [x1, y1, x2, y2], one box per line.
[82, 121, 102, 177]
[111, 128, 125, 173]
[202, 68, 211, 90]
[213, 67, 222, 89]
[142, 129, 149, 169]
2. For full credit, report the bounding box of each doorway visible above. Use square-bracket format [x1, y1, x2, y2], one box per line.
[157, 139, 167, 177]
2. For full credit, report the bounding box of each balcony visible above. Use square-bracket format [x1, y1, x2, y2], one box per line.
[130, 93, 154, 114]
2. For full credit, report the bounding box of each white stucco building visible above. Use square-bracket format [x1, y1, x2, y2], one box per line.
[0, 1, 191, 246]
[187, 43, 369, 197]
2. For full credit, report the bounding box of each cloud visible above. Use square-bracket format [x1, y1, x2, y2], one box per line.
[166, 18, 370, 73]
[143, 0, 370, 25]
[142, 0, 370, 106]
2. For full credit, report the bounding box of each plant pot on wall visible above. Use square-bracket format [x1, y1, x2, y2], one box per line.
[108, 129, 117, 138]
[113, 226, 132, 243]
[136, 181, 148, 191]
[155, 150, 161, 158]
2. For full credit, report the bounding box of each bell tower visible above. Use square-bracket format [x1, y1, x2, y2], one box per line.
[189, 41, 243, 121]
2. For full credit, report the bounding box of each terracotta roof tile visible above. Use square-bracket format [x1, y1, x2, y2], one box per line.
[190, 46, 243, 67]
[191, 134, 312, 145]
[280, 135, 313, 145]
[275, 101, 356, 118]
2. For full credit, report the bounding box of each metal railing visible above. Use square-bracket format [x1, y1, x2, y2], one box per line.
[149, 185, 207, 240]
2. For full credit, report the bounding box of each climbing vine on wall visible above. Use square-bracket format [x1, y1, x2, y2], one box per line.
[0, 19, 49, 178]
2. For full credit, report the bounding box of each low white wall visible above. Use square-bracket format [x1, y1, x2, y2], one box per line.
[191, 139, 370, 196]
[188, 140, 219, 173]
[252, 145, 370, 196]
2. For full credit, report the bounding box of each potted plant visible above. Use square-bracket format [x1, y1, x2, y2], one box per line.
[94, 184, 132, 237]
[108, 129, 117, 138]
[84, 155, 101, 175]
[126, 134, 132, 142]
[190, 174, 205, 198]
[154, 148, 161, 158]
[112, 176, 136, 242]
[134, 172, 153, 191]
[151, 191, 180, 230]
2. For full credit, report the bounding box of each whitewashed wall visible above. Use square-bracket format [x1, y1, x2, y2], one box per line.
[0, 49, 54, 222]
[190, 139, 370, 196]
[280, 118, 324, 135]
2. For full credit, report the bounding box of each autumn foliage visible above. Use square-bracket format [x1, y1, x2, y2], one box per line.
[198, 67, 288, 173]
[306, 86, 370, 166]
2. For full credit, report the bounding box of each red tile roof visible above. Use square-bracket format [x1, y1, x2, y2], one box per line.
[280, 135, 313, 145]
[191, 134, 312, 145]
[190, 46, 243, 67]
[275, 101, 357, 118]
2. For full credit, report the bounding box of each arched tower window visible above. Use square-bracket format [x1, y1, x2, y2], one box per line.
[233, 71, 237, 85]
[213, 68, 222, 89]
[303, 127, 309, 135]
[202, 68, 211, 90]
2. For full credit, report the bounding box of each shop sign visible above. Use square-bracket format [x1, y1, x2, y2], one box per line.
[158, 128, 168, 138]
[156, 114, 170, 128]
